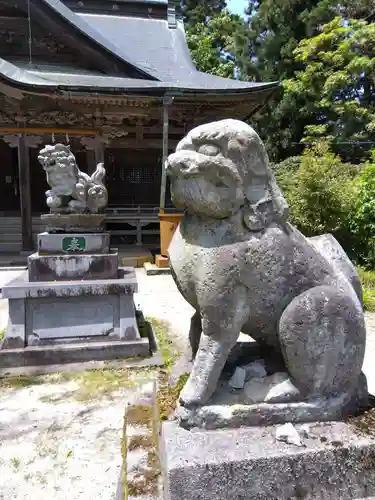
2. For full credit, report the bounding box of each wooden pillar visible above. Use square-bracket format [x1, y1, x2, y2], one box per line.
[1, 133, 42, 252]
[94, 138, 105, 165]
[81, 136, 105, 175]
[17, 134, 33, 252]
[160, 96, 173, 212]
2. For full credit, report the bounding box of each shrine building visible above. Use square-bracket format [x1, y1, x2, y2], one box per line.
[0, 0, 278, 255]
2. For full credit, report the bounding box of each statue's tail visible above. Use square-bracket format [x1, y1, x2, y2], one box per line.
[90, 163, 106, 184]
[308, 234, 363, 306]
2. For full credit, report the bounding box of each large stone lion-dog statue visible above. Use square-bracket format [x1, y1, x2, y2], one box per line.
[166, 119, 367, 427]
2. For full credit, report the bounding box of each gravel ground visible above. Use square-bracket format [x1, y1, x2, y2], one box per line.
[0, 268, 374, 500]
[0, 372, 155, 500]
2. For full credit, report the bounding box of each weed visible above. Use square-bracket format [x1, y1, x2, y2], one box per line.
[349, 407, 375, 437]
[358, 267, 375, 311]
[11, 457, 20, 471]
[127, 434, 154, 452]
[0, 328, 5, 342]
[363, 288, 375, 312]
[358, 267, 375, 290]
[148, 317, 175, 371]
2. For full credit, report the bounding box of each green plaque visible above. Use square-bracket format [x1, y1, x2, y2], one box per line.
[62, 236, 86, 252]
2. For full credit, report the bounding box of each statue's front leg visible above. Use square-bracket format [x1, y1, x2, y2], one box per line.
[180, 300, 250, 408]
[46, 189, 63, 210]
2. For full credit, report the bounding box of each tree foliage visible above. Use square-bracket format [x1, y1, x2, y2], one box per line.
[276, 142, 359, 248]
[283, 18, 375, 159]
[186, 11, 248, 78]
[245, 0, 375, 161]
[176, 0, 227, 27]
[350, 152, 375, 268]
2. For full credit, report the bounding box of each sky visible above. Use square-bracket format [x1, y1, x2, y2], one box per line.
[227, 0, 247, 16]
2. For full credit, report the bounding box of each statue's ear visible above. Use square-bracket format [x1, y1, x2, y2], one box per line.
[242, 202, 269, 231]
[243, 195, 289, 232]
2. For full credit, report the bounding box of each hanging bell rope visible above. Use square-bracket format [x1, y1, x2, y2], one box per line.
[52, 132, 55, 144]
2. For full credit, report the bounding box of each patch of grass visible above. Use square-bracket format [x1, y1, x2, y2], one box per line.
[363, 288, 375, 312]
[126, 426, 160, 498]
[126, 404, 153, 428]
[358, 267, 375, 289]
[148, 317, 175, 372]
[59, 368, 137, 402]
[358, 267, 375, 312]
[349, 407, 375, 437]
[128, 434, 154, 452]
[0, 375, 45, 390]
[0, 367, 152, 401]
[10, 457, 20, 471]
[0, 328, 5, 342]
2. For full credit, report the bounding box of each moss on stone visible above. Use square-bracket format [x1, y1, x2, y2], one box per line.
[157, 372, 189, 422]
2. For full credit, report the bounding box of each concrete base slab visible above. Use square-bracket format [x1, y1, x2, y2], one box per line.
[144, 262, 171, 276]
[161, 420, 375, 500]
[0, 339, 151, 370]
[0, 351, 164, 378]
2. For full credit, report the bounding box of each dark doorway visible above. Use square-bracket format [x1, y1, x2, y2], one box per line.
[105, 148, 162, 208]
[0, 141, 19, 214]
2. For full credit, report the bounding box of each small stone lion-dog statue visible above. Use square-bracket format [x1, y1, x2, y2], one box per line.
[166, 119, 367, 427]
[38, 143, 108, 214]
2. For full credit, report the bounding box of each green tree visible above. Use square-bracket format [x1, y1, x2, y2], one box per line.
[243, 0, 323, 160]
[186, 11, 248, 78]
[244, 0, 375, 161]
[283, 17, 375, 161]
[176, 0, 227, 27]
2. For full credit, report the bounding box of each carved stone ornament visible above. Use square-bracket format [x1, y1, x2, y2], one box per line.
[1, 134, 43, 149]
[38, 143, 108, 214]
[167, 119, 367, 430]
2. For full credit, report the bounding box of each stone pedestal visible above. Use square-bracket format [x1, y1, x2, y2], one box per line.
[0, 227, 156, 371]
[28, 250, 119, 281]
[161, 420, 375, 500]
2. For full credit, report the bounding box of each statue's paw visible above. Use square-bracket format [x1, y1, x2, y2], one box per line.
[179, 380, 207, 408]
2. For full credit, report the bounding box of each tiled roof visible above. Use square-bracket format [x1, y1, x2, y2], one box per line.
[0, 0, 279, 97]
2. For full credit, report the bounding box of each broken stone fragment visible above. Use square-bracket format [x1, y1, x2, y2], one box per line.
[241, 360, 267, 380]
[228, 366, 246, 389]
[276, 423, 303, 447]
[244, 372, 291, 403]
[299, 424, 310, 438]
